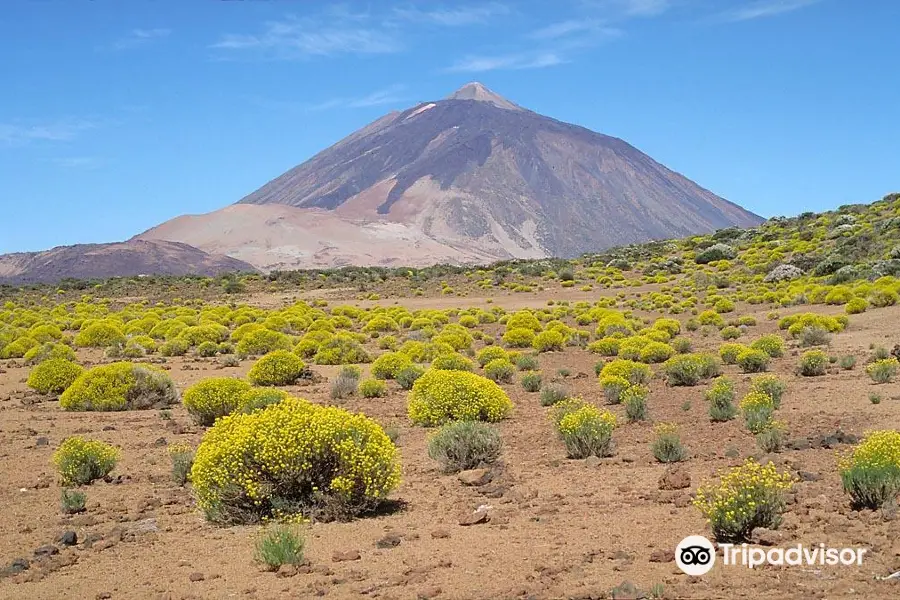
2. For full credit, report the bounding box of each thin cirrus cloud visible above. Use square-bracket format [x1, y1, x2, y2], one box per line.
[51, 157, 105, 170]
[249, 84, 408, 112]
[446, 52, 566, 73]
[210, 16, 402, 59]
[0, 119, 98, 146]
[112, 28, 172, 50]
[721, 0, 822, 22]
[391, 2, 510, 26]
[529, 19, 623, 40]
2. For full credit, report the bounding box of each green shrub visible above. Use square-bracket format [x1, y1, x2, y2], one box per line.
[359, 378, 388, 398]
[672, 338, 692, 354]
[427, 421, 503, 473]
[255, 524, 306, 571]
[191, 397, 400, 524]
[756, 421, 787, 453]
[798, 326, 831, 348]
[483, 359, 515, 383]
[740, 391, 775, 433]
[503, 327, 536, 348]
[60, 489, 86, 514]
[798, 350, 829, 376]
[196, 341, 219, 357]
[23, 342, 76, 366]
[60, 362, 177, 412]
[866, 358, 899, 384]
[663, 354, 720, 386]
[521, 371, 542, 392]
[515, 354, 539, 371]
[550, 399, 617, 459]
[651, 423, 687, 463]
[720, 326, 741, 340]
[719, 343, 748, 365]
[694, 459, 794, 542]
[27, 359, 83, 395]
[247, 350, 307, 386]
[540, 382, 571, 406]
[623, 384, 649, 422]
[330, 374, 359, 400]
[52, 436, 119, 486]
[408, 369, 513, 426]
[736, 348, 770, 373]
[313, 334, 371, 365]
[182, 377, 253, 425]
[396, 365, 425, 390]
[159, 338, 189, 357]
[839, 355, 857, 370]
[839, 430, 900, 509]
[168, 443, 195, 486]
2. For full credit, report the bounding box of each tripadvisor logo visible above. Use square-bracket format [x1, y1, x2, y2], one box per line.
[675, 536, 868, 575]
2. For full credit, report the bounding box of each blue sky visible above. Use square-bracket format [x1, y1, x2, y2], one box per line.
[1, 0, 897, 254]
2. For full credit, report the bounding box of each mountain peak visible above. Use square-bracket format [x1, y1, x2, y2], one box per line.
[446, 82, 523, 111]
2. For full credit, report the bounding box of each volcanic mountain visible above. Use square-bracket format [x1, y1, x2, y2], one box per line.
[139, 83, 763, 270]
[0, 240, 256, 285]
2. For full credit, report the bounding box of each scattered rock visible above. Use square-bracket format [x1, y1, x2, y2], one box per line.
[417, 587, 442, 599]
[58, 531, 78, 546]
[457, 468, 493, 486]
[458, 507, 491, 526]
[375, 534, 402, 549]
[96, 593, 112, 600]
[333, 550, 361, 562]
[102, 426, 116, 431]
[798, 471, 821, 482]
[33, 545, 59, 558]
[430, 529, 451, 539]
[0, 558, 29, 578]
[750, 527, 785, 546]
[584, 456, 602, 468]
[610, 580, 641, 600]
[36, 437, 49, 447]
[673, 495, 692, 508]
[658, 466, 691, 491]
[275, 564, 298, 578]
[152, 437, 167, 447]
[189, 572, 206, 582]
[649, 549, 675, 563]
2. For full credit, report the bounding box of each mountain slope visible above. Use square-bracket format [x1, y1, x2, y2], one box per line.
[0, 240, 256, 284]
[140, 82, 763, 269]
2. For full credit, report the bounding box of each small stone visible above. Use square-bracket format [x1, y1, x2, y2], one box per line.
[658, 466, 691, 491]
[584, 456, 602, 468]
[457, 468, 493, 486]
[96, 593, 112, 600]
[332, 550, 361, 562]
[458, 508, 490, 526]
[376, 534, 402, 549]
[36, 437, 49, 447]
[750, 527, 785, 546]
[93, 539, 117, 552]
[673, 494, 692, 508]
[798, 471, 821, 482]
[59, 531, 78, 546]
[102, 426, 116, 431]
[430, 529, 451, 539]
[275, 564, 297, 578]
[0, 558, 29, 578]
[649, 549, 675, 563]
[610, 580, 641, 600]
[153, 437, 168, 447]
[189, 572, 206, 582]
[417, 586, 442, 599]
[33, 545, 59, 558]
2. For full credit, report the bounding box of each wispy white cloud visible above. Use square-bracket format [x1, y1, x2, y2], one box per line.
[113, 28, 171, 50]
[51, 157, 104, 170]
[211, 14, 401, 59]
[530, 19, 622, 40]
[446, 52, 566, 73]
[721, 0, 821, 22]
[0, 119, 98, 146]
[576, 0, 672, 18]
[249, 84, 408, 112]
[392, 3, 509, 26]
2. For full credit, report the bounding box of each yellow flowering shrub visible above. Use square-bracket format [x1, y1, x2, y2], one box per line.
[502, 327, 536, 348]
[550, 399, 617, 458]
[312, 333, 371, 365]
[740, 390, 776, 433]
[866, 358, 899, 383]
[476, 345, 509, 367]
[359, 378, 388, 398]
[599, 375, 631, 404]
[839, 430, 900, 508]
[586, 337, 621, 356]
[736, 347, 770, 373]
[183, 377, 253, 425]
[638, 341, 675, 363]
[247, 350, 307, 386]
[431, 353, 475, 372]
[532, 329, 565, 353]
[598, 359, 652, 386]
[798, 349, 829, 376]
[74, 321, 126, 348]
[23, 341, 77, 365]
[749, 334, 785, 358]
[53, 436, 120, 486]
[0, 335, 39, 358]
[27, 359, 84, 396]
[190, 397, 400, 524]
[371, 352, 413, 380]
[719, 342, 748, 365]
[408, 369, 513, 426]
[60, 362, 177, 411]
[663, 353, 720, 386]
[693, 459, 794, 542]
[236, 329, 293, 358]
